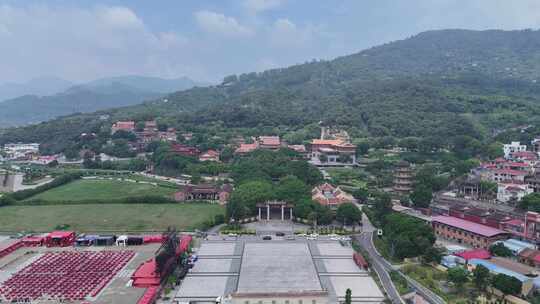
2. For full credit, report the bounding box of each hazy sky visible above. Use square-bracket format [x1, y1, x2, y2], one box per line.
[1, 0, 540, 84]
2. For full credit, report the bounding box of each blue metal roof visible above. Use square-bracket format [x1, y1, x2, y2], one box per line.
[469, 259, 531, 283]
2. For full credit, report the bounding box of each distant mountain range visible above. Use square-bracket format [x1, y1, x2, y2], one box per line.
[0, 76, 210, 127]
[0, 77, 74, 101]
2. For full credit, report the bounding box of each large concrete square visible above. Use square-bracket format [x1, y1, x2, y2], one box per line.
[176, 276, 230, 298]
[316, 242, 354, 256]
[197, 242, 237, 256]
[237, 242, 322, 293]
[319, 258, 363, 273]
[329, 276, 384, 299]
[192, 258, 234, 273]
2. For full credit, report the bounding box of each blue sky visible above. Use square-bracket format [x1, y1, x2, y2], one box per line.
[1, 0, 540, 84]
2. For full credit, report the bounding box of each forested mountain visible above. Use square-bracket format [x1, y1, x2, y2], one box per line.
[77, 75, 209, 94]
[2, 29, 540, 153]
[0, 76, 208, 127]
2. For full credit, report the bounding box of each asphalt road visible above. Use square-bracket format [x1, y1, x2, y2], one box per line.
[357, 214, 446, 304]
[355, 214, 403, 304]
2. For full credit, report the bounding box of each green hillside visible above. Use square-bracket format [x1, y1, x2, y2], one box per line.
[1, 29, 540, 153]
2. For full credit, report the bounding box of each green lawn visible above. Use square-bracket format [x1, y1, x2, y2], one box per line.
[0, 203, 224, 232]
[25, 179, 177, 202]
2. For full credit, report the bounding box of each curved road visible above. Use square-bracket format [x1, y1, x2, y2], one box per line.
[356, 214, 446, 304]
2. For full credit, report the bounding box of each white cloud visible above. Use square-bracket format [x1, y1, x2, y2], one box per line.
[96, 6, 144, 29]
[0, 5, 205, 83]
[194, 10, 254, 37]
[269, 18, 314, 48]
[244, 0, 285, 14]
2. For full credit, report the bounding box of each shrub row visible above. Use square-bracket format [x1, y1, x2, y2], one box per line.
[16, 197, 216, 206]
[2, 172, 83, 204]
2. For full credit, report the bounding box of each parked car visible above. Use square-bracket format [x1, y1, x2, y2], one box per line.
[262, 235, 272, 240]
[276, 232, 285, 237]
[285, 235, 295, 240]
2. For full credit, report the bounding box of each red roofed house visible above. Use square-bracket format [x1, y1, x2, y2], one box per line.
[432, 216, 509, 248]
[312, 183, 354, 209]
[199, 150, 220, 162]
[111, 121, 135, 134]
[489, 169, 528, 183]
[497, 182, 533, 203]
[171, 143, 200, 157]
[174, 184, 233, 205]
[235, 142, 259, 155]
[309, 139, 357, 164]
[518, 248, 540, 268]
[511, 151, 538, 162]
[258, 136, 281, 150]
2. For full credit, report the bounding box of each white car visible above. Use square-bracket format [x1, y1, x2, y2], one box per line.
[330, 236, 341, 241]
[340, 236, 351, 241]
[307, 236, 317, 240]
[297, 233, 307, 237]
[227, 233, 238, 237]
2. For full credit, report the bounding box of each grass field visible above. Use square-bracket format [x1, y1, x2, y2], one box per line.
[24, 179, 177, 202]
[0, 203, 224, 232]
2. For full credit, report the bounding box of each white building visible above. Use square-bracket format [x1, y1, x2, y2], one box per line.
[497, 183, 533, 203]
[503, 142, 527, 159]
[3, 143, 40, 160]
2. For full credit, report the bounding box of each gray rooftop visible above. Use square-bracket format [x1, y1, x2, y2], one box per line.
[236, 242, 322, 293]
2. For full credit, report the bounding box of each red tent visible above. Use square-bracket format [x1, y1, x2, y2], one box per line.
[143, 235, 165, 244]
[21, 235, 46, 247]
[137, 287, 159, 304]
[132, 259, 160, 288]
[176, 235, 192, 257]
[0, 240, 23, 259]
[45, 231, 76, 247]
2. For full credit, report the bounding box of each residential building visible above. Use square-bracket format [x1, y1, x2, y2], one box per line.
[526, 172, 540, 193]
[199, 150, 220, 162]
[308, 139, 357, 165]
[511, 151, 538, 165]
[503, 142, 527, 159]
[111, 121, 135, 134]
[489, 169, 528, 183]
[393, 161, 414, 195]
[431, 216, 509, 248]
[497, 183, 533, 203]
[173, 184, 233, 205]
[311, 183, 354, 208]
[518, 248, 540, 268]
[3, 143, 40, 160]
[532, 137, 540, 154]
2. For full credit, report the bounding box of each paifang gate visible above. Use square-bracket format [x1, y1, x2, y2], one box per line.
[256, 201, 294, 221]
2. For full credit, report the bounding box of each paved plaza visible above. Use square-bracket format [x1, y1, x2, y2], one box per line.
[175, 238, 386, 304]
[237, 242, 322, 293]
